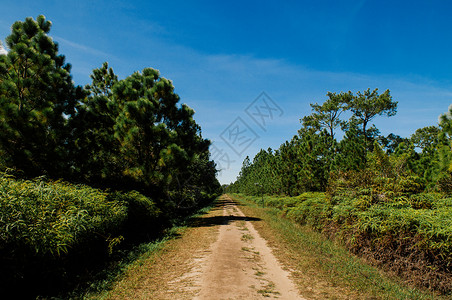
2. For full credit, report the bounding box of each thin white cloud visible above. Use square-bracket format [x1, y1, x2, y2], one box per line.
[0, 41, 7, 55]
[52, 35, 116, 59]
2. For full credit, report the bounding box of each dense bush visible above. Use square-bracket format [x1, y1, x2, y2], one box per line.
[233, 190, 452, 294]
[110, 190, 163, 241]
[329, 169, 450, 293]
[0, 173, 127, 257]
[0, 172, 192, 297]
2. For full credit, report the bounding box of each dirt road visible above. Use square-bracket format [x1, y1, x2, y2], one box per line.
[106, 195, 304, 299]
[172, 195, 303, 299]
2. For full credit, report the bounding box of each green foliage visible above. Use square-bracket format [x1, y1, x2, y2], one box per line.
[69, 62, 121, 183]
[345, 88, 397, 150]
[234, 194, 438, 300]
[229, 88, 399, 196]
[113, 68, 197, 188]
[378, 133, 409, 154]
[435, 106, 452, 193]
[333, 118, 367, 171]
[301, 91, 350, 139]
[411, 126, 440, 151]
[69, 62, 218, 198]
[113, 191, 163, 240]
[0, 171, 215, 298]
[326, 165, 450, 292]
[0, 15, 82, 177]
[0, 172, 127, 257]
[0, 15, 219, 201]
[229, 102, 452, 294]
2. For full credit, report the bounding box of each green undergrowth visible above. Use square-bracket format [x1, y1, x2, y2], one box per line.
[0, 172, 217, 299]
[231, 192, 451, 298]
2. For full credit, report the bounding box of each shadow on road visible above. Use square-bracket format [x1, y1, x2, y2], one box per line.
[189, 197, 261, 228]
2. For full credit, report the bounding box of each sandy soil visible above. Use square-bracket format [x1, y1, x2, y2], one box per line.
[174, 195, 304, 299]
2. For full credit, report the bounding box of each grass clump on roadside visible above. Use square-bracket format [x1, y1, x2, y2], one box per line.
[231, 193, 448, 299]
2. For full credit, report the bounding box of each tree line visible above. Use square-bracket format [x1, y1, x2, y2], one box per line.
[227, 90, 452, 294]
[0, 15, 220, 205]
[228, 88, 452, 196]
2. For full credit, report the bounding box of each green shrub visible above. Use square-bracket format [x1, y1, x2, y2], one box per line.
[437, 173, 452, 194]
[0, 173, 127, 256]
[284, 197, 330, 231]
[395, 175, 426, 194]
[114, 190, 163, 239]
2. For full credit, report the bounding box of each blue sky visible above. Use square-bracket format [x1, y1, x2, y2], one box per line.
[1, 0, 451, 184]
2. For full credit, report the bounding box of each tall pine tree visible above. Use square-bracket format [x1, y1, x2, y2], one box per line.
[0, 15, 82, 176]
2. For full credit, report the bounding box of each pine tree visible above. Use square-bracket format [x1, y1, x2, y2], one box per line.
[112, 68, 205, 190]
[69, 62, 121, 183]
[0, 15, 81, 176]
[346, 88, 397, 151]
[334, 118, 367, 171]
[301, 91, 350, 139]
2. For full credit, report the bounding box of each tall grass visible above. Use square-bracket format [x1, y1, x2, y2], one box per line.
[0, 173, 127, 257]
[0, 172, 161, 298]
[0, 171, 218, 298]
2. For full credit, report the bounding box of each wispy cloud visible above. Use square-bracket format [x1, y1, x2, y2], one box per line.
[0, 43, 7, 55]
[52, 35, 117, 60]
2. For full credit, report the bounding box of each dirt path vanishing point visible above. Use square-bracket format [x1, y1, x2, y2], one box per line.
[173, 195, 304, 299]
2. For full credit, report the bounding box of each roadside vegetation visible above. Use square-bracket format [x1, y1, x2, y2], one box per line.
[227, 89, 452, 295]
[231, 194, 448, 299]
[0, 16, 220, 298]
